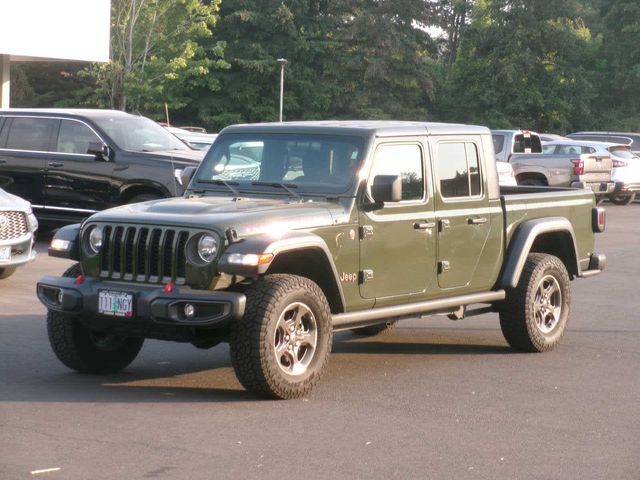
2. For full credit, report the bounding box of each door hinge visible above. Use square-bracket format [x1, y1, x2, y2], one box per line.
[439, 219, 450, 232]
[360, 225, 374, 239]
[438, 261, 450, 274]
[360, 269, 374, 283]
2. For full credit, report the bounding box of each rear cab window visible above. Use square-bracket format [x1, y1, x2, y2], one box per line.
[3, 117, 58, 152]
[512, 132, 542, 154]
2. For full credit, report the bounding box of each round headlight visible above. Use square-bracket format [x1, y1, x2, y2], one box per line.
[88, 226, 103, 254]
[197, 234, 218, 263]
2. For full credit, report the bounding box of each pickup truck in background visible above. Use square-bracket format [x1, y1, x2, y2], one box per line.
[492, 129, 616, 198]
[38, 121, 607, 399]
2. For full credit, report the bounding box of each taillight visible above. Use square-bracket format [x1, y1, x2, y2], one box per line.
[592, 207, 606, 233]
[571, 159, 584, 175]
[612, 159, 627, 167]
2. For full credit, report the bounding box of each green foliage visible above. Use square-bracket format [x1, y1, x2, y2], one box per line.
[439, 0, 599, 132]
[81, 0, 228, 117]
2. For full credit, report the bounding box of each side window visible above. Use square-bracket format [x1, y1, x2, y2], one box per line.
[492, 134, 505, 155]
[369, 144, 424, 201]
[5, 117, 57, 152]
[543, 145, 557, 154]
[57, 120, 101, 154]
[437, 142, 483, 199]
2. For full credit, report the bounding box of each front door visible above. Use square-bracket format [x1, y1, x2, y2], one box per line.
[44, 119, 115, 217]
[359, 141, 437, 301]
[432, 138, 492, 290]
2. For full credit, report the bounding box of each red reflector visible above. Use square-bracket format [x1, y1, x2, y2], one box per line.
[164, 283, 174, 293]
[571, 159, 584, 175]
[598, 210, 605, 227]
[75, 275, 85, 285]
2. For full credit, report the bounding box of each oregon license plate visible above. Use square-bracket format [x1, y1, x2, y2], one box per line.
[0, 246, 10, 262]
[98, 290, 134, 317]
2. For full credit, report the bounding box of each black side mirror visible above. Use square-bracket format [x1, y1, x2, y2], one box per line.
[180, 166, 197, 188]
[371, 175, 402, 203]
[87, 142, 111, 161]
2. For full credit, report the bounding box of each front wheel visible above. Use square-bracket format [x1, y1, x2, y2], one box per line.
[46, 263, 144, 373]
[230, 274, 332, 399]
[499, 253, 571, 352]
[609, 193, 635, 206]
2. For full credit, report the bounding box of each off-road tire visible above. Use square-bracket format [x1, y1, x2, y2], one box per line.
[500, 253, 571, 352]
[47, 263, 144, 374]
[350, 320, 397, 336]
[229, 274, 332, 399]
[0, 266, 17, 279]
[609, 193, 635, 206]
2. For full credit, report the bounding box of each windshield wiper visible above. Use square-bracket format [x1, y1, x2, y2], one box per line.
[251, 181, 302, 200]
[199, 179, 241, 196]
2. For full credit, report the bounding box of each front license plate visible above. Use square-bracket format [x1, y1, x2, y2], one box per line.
[0, 246, 10, 263]
[98, 290, 134, 317]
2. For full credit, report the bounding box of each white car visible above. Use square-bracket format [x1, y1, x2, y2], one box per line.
[0, 188, 38, 279]
[496, 160, 518, 186]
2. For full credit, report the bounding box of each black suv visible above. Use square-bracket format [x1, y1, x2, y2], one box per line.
[0, 109, 205, 225]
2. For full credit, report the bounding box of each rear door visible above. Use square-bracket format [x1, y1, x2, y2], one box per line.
[0, 116, 58, 207]
[432, 137, 492, 290]
[44, 118, 115, 215]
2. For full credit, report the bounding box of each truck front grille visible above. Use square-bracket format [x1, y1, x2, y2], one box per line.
[0, 211, 28, 240]
[99, 225, 190, 284]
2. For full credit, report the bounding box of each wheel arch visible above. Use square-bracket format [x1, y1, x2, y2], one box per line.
[218, 232, 346, 314]
[119, 182, 171, 204]
[499, 217, 580, 288]
[515, 171, 549, 185]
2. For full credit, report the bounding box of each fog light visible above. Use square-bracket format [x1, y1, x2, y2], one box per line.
[184, 303, 195, 318]
[57, 290, 64, 305]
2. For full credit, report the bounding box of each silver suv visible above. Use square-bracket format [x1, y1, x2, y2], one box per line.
[0, 188, 38, 279]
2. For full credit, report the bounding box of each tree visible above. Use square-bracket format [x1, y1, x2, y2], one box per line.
[82, 0, 227, 116]
[177, 0, 441, 131]
[439, 0, 599, 132]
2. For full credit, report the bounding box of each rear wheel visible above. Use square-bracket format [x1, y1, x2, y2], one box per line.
[519, 178, 546, 186]
[47, 263, 144, 373]
[230, 274, 332, 399]
[128, 193, 162, 204]
[499, 253, 571, 352]
[0, 266, 17, 279]
[609, 193, 635, 206]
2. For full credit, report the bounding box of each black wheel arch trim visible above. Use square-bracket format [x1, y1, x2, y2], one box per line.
[499, 217, 581, 289]
[218, 231, 346, 311]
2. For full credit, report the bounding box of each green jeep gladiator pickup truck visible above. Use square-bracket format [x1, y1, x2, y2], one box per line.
[37, 121, 606, 399]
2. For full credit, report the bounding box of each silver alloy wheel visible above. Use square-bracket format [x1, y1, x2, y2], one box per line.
[273, 302, 318, 376]
[533, 274, 562, 334]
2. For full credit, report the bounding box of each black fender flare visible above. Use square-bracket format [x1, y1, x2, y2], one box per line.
[218, 231, 346, 309]
[499, 217, 580, 288]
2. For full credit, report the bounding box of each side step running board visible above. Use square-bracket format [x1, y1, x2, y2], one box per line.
[331, 290, 506, 331]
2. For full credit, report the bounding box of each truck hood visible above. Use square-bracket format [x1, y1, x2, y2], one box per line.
[0, 188, 31, 211]
[88, 196, 349, 238]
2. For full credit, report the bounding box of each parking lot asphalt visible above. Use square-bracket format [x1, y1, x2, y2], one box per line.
[1, 205, 639, 480]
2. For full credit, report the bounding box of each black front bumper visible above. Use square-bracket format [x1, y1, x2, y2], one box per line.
[36, 276, 246, 329]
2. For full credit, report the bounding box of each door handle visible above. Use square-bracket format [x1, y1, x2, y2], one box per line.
[48, 162, 64, 167]
[414, 221, 436, 230]
[467, 217, 487, 225]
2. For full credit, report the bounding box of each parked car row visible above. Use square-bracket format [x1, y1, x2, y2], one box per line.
[492, 129, 640, 205]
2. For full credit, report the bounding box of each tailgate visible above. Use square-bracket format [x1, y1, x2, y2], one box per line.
[579, 152, 612, 183]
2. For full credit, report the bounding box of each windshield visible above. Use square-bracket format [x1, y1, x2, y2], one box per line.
[92, 115, 190, 152]
[194, 133, 365, 195]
